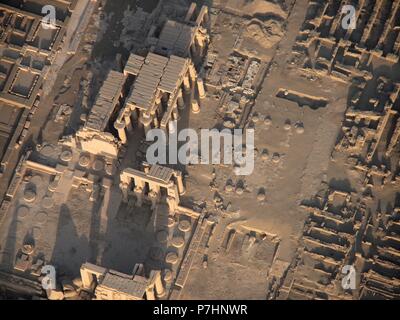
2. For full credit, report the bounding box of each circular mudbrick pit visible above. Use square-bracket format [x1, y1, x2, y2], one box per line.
[283, 120, 292, 131]
[272, 153, 281, 164]
[295, 122, 305, 134]
[30, 175, 43, 187]
[35, 211, 47, 224]
[264, 116, 272, 126]
[92, 159, 104, 172]
[60, 150, 73, 162]
[171, 236, 185, 248]
[163, 269, 173, 283]
[252, 113, 260, 123]
[165, 252, 179, 265]
[41, 145, 54, 157]
[105, 164, 114, 175]
[167, 217, 176, 228]
[24, 190, 36, 203]
[257, 188, 266, 201]
[22, 244, 34, 255]
[235, 187, 244, 195]
[48, 181, 58, 192]
[253, 148, 259, 157]
[225, 184, 233, 192]
[17, 206, 30, 218]
[156, 230, 169, 244]
[261, 149, 269, 161]
[79, 155, 90, 167]
[149, 246, 163, 262]
[42, 197, 54, 209]
[178, 220, 192, 233]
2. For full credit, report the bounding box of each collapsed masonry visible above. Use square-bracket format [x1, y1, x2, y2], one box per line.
[0, 1, 77, 108]
[293, 0, 400, 82]
[0, 0, 80, 174]
[271, 189, 400, 300]
[335, 75, 400, 165]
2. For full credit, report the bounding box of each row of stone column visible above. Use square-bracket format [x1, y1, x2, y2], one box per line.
[113, 106, 136, 144]
[114, 67, 206, 145]
[146, 271, 166, 299]
[120, 174, 185, 213]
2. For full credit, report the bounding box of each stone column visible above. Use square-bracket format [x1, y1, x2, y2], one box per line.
[172, 104, 179, 121]
[175, 171, 186, 195]
[134, 179, 145, 207]
[80, 268, 94, 289]
[114, 120, 127, 144]
[149, 182, 161, 194]
[160, 123, 168, 142]
[167, 195, 178, 214]
[185, 2, 197, 21]
[168, 120, 177, 134]
[134, 186, 143, 207]
[153, 114, 159, 128]
[140, 112, 153, 136]
[148, 191, 158, 210]
[152, 271, 166, 298]
[156, 103, 163, 117]
[189, 64, 197, 82]
[148, 182, 160, 210]
[197, 78, 206, 99]
[177, 88, 185, 110]
[145, 286, 155, 300]
[124, 111, 133, 133]
[195, 34, 205, 57]
[132, 108, 138, 121]
[183, 75, 191, 92]
[190, 43, 198, 59]
[167, 183, 180, 204]
[120, 182, 129, 202]
[191, 100, 200, 114]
